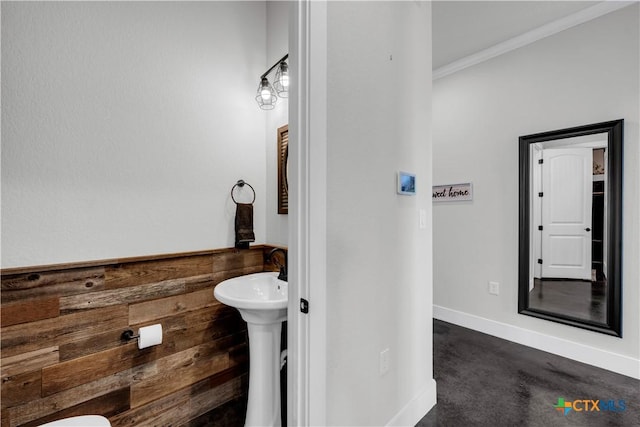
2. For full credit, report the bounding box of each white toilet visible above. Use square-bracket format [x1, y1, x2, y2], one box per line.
[38, 415, 111, 427]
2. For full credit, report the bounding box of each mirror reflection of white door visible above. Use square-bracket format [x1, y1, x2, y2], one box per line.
[541, 147, 593, 280]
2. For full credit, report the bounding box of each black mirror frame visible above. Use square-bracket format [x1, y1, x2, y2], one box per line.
[518, 119, 623, 337]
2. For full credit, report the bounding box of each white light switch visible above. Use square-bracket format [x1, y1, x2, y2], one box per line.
[380, 348, 390, 375]
[419, 209, 427, 229]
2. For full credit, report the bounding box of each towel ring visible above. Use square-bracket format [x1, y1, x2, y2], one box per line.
[231, 180, 256, 204]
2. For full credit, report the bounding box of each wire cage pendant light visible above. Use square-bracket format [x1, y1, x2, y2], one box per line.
[256, 77, 277, 110]
[255, 54, 288, 110]
[273, 61, 289, 98]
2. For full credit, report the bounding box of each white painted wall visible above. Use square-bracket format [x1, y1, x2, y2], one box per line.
[1, 2, 268, 268]
[265, 1, 289, 246]
[433, 5, 639, 375]
[324, 2, 436, 424]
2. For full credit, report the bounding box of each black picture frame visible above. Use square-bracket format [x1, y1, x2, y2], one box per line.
[518, 119, 623, 337]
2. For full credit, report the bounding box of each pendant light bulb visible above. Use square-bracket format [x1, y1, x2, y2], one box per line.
[261, 87, 271, 101]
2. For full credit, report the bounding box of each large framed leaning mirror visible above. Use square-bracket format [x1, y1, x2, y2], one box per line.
[518, 119, 623, 336]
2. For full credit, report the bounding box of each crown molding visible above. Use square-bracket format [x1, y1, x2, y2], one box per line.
[433, 1, 636, 80]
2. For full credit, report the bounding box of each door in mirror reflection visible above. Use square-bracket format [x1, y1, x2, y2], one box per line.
[541, 147, 593, 280]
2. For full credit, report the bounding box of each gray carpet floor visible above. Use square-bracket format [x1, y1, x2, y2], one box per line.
[417, 320, 639, 427]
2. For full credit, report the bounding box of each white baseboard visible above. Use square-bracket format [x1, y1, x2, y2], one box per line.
[386, 379, 437, 427]
[433, 305, 640, 380]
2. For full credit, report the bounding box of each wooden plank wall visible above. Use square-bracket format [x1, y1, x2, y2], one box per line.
[1, 246, 283, 427]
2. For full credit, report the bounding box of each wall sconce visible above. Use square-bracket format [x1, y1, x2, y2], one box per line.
[256, 54, 288, 110]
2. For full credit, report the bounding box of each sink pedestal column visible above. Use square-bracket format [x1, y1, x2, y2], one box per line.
[239, 308, 286, 427]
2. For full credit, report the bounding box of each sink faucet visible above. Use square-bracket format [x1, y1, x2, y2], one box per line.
[268, 248, 287, 282]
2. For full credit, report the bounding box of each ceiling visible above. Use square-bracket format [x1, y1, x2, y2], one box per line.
[432, 1, 600, 69]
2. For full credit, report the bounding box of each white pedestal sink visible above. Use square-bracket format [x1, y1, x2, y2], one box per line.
[214, 272, 287, 427]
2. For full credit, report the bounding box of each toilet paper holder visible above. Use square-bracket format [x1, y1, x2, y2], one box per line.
[121, 329, 139, 341]
[121, 324, 163, 349]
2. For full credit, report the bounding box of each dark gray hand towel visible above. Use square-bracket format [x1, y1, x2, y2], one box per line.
[235, 203, 255, 248]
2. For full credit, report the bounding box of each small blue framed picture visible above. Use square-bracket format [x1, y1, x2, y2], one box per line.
[397, 171, 416, 195]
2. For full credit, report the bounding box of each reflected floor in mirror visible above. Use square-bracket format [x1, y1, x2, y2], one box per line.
[528, 278, 607, 324]
[418, 320, 639, 427]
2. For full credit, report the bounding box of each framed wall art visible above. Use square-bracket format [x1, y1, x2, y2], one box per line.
[278, 124, 289, 214]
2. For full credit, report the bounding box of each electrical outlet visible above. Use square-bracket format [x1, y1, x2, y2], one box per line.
[489, 281, 500, 295]
[379, 348, 390, 375]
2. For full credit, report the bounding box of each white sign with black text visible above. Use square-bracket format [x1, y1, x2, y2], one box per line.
[432, 183, 473, 202]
